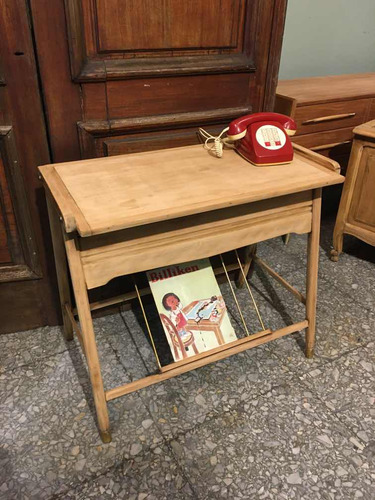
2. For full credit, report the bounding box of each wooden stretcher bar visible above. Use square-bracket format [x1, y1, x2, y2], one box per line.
[159, 328, 273, 374]
[105, 320, 308, 402]
[64, 303, 85, 353]
[254, 255, 306, 304]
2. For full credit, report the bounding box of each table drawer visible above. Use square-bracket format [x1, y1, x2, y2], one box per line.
[295, 99, 371, 135]
[293, 127, 354, 150]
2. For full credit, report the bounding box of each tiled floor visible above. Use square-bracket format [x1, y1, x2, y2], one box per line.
[1, 217, 374, 499]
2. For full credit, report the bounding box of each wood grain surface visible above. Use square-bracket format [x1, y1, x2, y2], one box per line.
[276, 73, 375, 105]
[39, 145, 343, 237]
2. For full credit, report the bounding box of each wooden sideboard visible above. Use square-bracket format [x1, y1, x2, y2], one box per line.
[275, 73, 375, 172]
[331, 120, 375, 260]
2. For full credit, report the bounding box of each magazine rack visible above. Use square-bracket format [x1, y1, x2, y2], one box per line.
[39, 143, 344, 442]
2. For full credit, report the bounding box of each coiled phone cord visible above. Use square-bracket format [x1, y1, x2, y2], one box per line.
[198, 127, 235, 158]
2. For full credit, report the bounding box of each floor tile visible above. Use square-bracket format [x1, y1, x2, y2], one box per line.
[268, 221, 375, 314]
[0, 313, 130, 376]
[0, 325, 73, 374]
[301, 343, 375, 459]
[249, 264, 373, 368]
[138, 345, 293, 441]
[0, 348, 162, 499]
[171, 380, 375, 499]
[1, 215, 374, 499]
[318, 253, 375, 313]
[60, 443, 196, 500]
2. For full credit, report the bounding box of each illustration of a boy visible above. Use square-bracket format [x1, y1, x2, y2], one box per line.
[162, 293, 189, 339]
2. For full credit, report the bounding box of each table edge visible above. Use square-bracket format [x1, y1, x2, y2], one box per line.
[38, 164, 92, 235]
[39, 148, 344, 237]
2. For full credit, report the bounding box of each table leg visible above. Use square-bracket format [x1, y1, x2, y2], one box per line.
[282, 234, 291, 245]
[46, 196, 73, 341]
[64, 235, 111, 443]
[305, 188, 322, 359]
[236, 244, 257, 288]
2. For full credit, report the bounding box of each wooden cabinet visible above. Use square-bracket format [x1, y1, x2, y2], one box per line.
[331, 120, 375, 260]
[0, 0, 288, 333]
[275, 73, 375, 172]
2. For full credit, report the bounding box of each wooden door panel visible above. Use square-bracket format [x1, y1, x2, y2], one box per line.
[0, 0, 59, 333]
[103, 128, 206, 157]
[0, 127, 41, 282]
[0, 156, 18, 264]
[65, 0, 256, 80]
[99, 124, 231, 157]
[82, 83, 107, 121]
[106, 74, 252, 119]
[0, 224, 11, 263]
[66, 0, 285, 160]
[96, 0, 244, 52]
[349, 148, 375, 228]
[31, 0, 287, 166]
[77, 106, 252, 159]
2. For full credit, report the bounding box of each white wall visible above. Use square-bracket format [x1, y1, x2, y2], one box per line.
[278, 0, 375, 80]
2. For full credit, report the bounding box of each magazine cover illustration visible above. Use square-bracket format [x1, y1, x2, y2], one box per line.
[147, 259, 237, 361]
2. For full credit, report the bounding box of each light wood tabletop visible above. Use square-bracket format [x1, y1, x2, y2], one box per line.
[40, 144, 344, 237]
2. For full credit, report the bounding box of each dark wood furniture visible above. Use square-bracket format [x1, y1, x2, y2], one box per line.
[275, 73, 375, 172]
[1, 0, 288, 333]
[0, 1, 57, 333]
[331, 120, 375, 260]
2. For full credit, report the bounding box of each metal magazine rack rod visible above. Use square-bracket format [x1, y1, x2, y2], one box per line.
[134, 251, 268, 373]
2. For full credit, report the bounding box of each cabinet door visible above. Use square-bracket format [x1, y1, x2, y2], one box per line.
[348, 147, 375, 229]
[0, 1, 57, 333]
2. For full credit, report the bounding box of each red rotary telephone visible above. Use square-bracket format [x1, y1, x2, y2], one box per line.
[227, 112, 297, 165]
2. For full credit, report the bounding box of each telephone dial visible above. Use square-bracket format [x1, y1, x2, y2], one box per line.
[199, 112, 297, 166]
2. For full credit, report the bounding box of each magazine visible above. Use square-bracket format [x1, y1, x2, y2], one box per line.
[147, 258, 237, 362]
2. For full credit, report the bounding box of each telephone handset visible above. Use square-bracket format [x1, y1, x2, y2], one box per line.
[199, 112, 297, 166]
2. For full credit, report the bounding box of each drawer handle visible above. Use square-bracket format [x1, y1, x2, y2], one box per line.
[302, 113, 356, 125]
[311, 140, 351, 151]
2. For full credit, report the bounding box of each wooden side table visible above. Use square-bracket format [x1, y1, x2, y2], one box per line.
[331, 120, 375, 260]
[39, 143, 344, 442]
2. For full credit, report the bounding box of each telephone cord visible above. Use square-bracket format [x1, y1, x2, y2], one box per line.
[198, 127, 235, 158]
